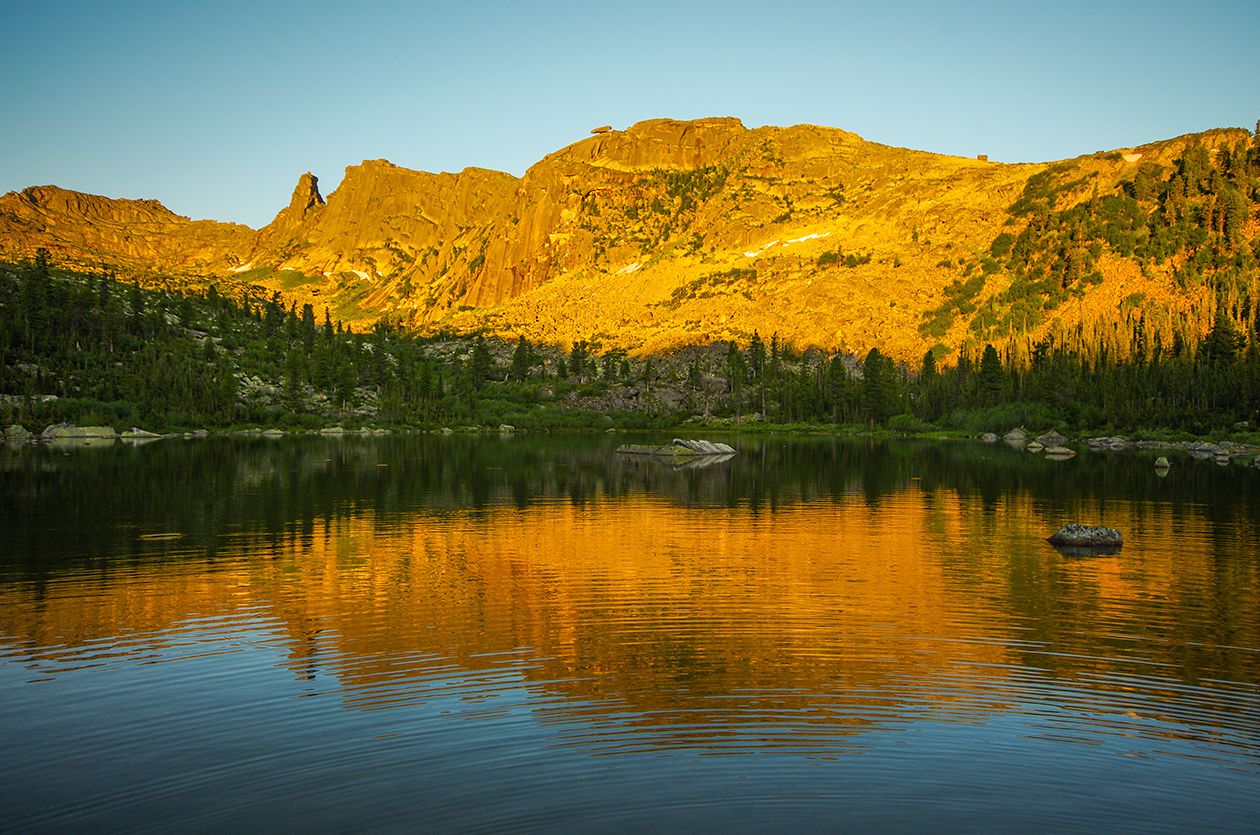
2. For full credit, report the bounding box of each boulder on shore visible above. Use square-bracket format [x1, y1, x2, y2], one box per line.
[1047, 524, 1123, 548]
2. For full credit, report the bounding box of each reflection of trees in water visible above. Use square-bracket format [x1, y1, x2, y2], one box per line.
[4, 435, 1258, 576]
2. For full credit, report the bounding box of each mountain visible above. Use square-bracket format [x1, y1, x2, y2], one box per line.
[2, 117, 1257, 364]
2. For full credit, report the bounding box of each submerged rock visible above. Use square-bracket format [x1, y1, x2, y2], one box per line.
[1044, 446, 1076, 458]
[121, 427, 164, 444]
[1047, 524, 1123, 548]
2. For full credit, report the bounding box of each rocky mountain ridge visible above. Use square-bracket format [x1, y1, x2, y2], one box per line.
[2, 117, 1256, 363]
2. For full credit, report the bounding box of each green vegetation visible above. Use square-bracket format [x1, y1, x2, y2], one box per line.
[922, 128, 1260, 345]
[581, 165, 730, 260]
[0, 256, 687, 434]
[816, 247, 872, 268]
[662, 267, 757, 309]
[912, 330, 1260, 437]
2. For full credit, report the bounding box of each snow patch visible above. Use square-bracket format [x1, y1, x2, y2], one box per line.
[745, 231, 832, 258]
[616, 262, 643, 275]
[744, 240, 781, 258]
[786, 232, 831, 244]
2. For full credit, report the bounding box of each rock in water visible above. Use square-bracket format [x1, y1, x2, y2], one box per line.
[40, 423, 118, 439]
[616, 439, 736, 457]
[1035, 429, 1068, 447]
[1047, 524, 1123, 547]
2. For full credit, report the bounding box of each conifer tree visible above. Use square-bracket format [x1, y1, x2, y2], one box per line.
[979, 343, 1004, 405]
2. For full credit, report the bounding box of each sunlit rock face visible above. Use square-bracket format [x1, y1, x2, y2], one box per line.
[0, 185, 254, 273]
[2, 120, 1250, 363]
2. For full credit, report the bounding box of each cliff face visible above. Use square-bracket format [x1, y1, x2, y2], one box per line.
[2, 118, 1254, 362]
[244, 160, 519, 318]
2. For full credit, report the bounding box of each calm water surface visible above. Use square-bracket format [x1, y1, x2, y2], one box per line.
[1, 434, 1258, 833]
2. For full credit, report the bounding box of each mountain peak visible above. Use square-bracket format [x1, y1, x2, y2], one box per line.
[288, 172, 324, 218]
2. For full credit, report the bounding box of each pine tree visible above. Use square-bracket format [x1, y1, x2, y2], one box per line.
[861, 348, 895, 425]
[470, 335, 493, 389]
[509, 337, 533, 381]
[979, 343, 1004, 405]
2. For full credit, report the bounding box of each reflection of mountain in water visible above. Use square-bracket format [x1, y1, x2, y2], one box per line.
[1, 435, 1258, 761]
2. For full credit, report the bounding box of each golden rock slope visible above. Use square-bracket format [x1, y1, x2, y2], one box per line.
[1, 118, 1250, 363]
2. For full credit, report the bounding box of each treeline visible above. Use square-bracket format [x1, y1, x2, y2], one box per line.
[0, 255, 462, 429]
[2, 252, 1258, 438]
[0, 255, 677, 432]
[661, 324, 1260, 436]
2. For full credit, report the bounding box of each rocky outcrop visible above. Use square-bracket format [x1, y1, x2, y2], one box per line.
[244, 160, 518, 318]
[1047, 524, 1123, 547]
[250, 172, 325, 249]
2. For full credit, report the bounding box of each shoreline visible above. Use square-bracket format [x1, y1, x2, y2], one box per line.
[6, 421, 1260, 467]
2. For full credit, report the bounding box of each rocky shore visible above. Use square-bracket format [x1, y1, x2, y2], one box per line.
[988, 426, 1260, 468]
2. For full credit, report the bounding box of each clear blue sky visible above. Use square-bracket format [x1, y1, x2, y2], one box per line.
[3, 0, 1257, 229]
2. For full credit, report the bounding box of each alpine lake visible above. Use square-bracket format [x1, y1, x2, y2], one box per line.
[2, 432, 1257, 834]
